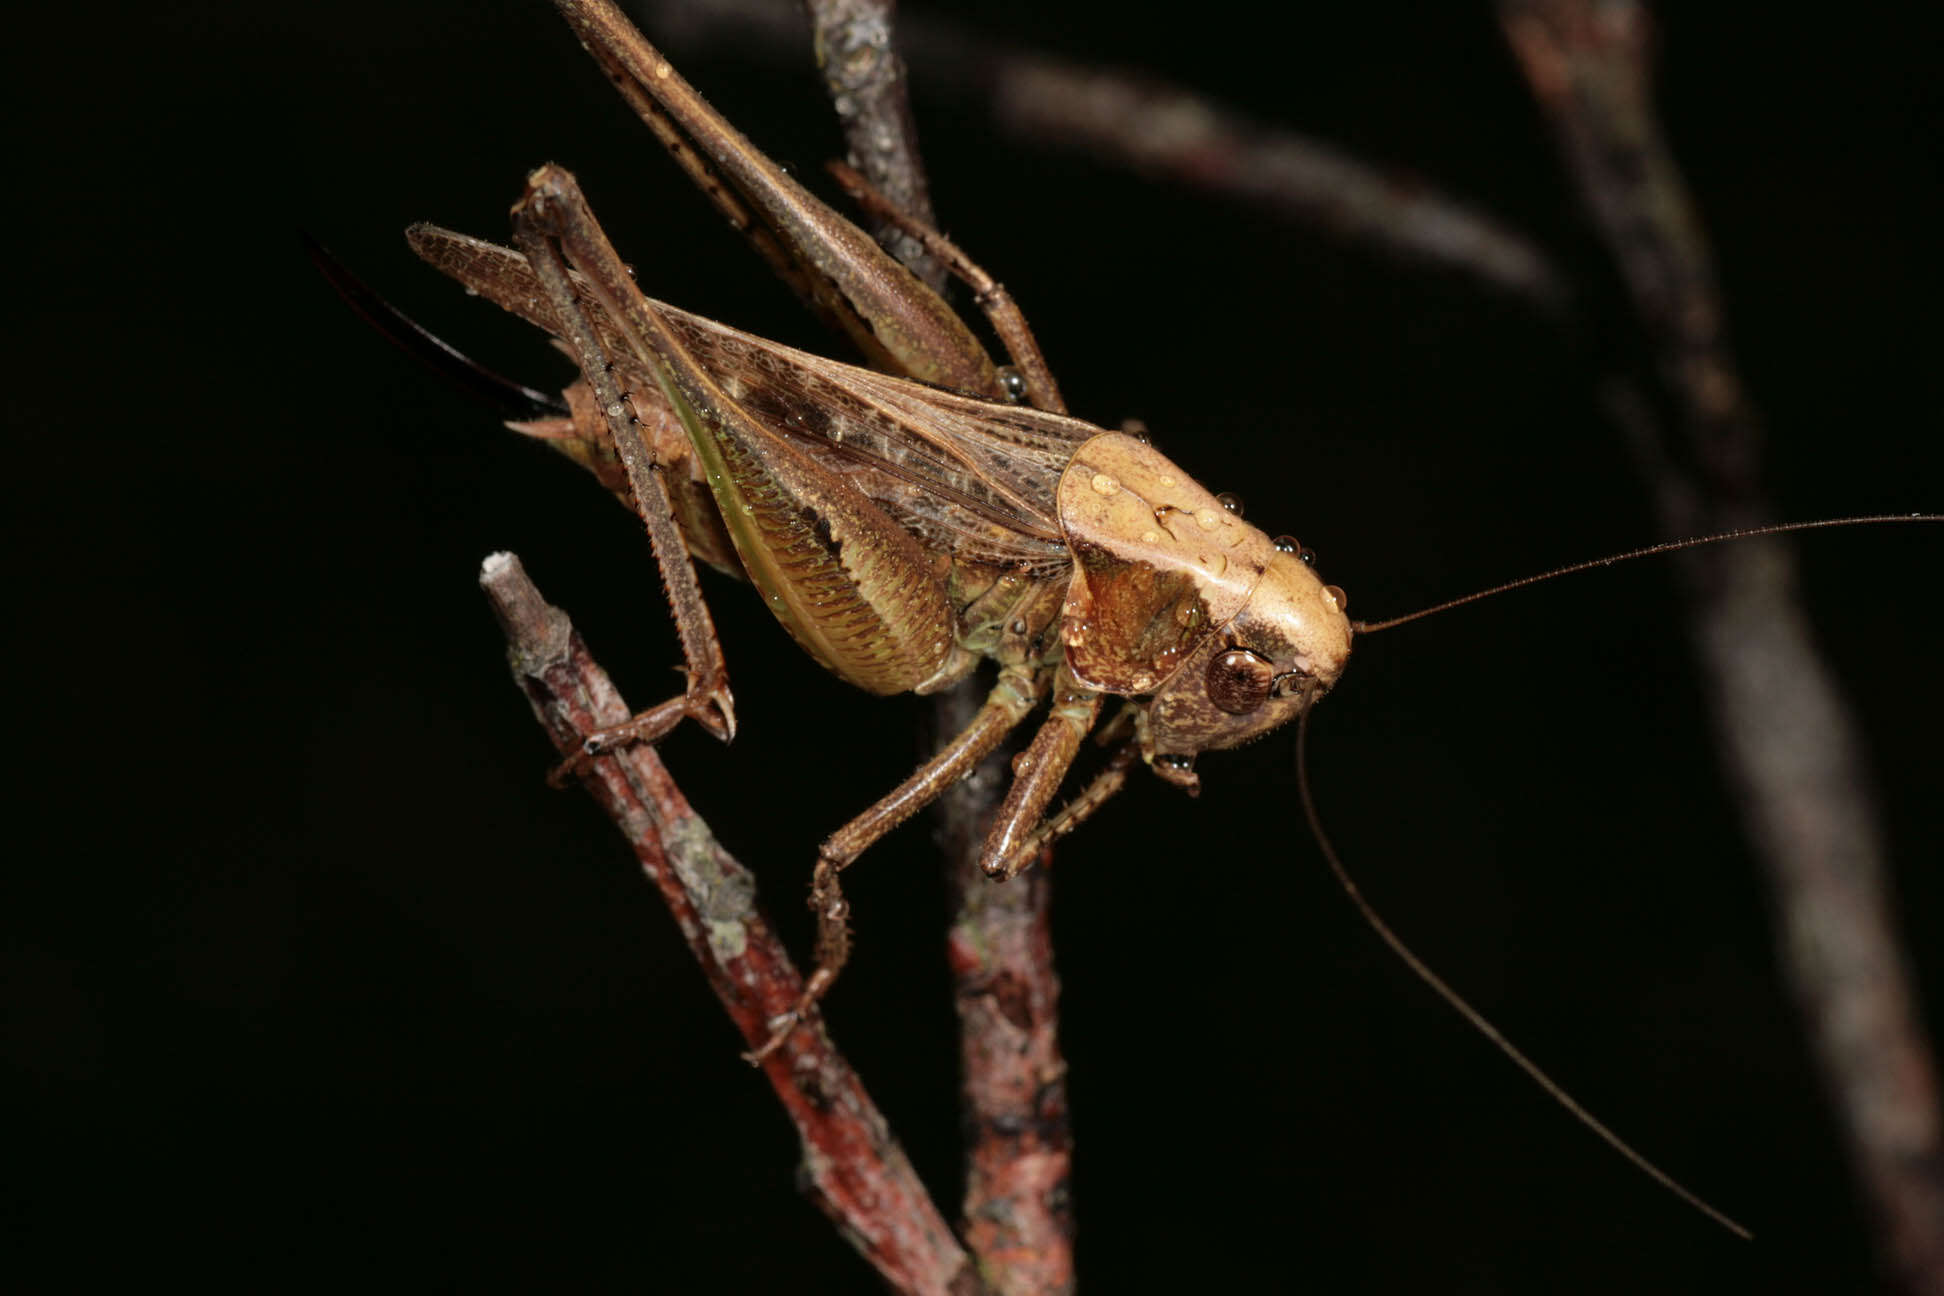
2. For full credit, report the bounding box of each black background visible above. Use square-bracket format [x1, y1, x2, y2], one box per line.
[10, 1, 1942, 1290]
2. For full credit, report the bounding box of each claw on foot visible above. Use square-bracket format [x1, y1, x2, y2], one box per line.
[694, 685, 736, 742]
[743, 1008, 807, 1064]
[544, 687, 735, 786]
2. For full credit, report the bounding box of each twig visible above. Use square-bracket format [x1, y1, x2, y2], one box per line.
[1497, 2, 1944, 1289]
[803, 0, 944, 292]
[644, 0, 1565, 309]
[935, 688, 1076, 1296]
[796, 4, 1078, 1290]
[478, 552, 984, 1296]
[983, 56, 1565, 311]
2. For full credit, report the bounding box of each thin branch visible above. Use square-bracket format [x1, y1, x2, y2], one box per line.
[645, 0, 1565, 309]
[934, 687, 1076, 1296]
[803, 0, 944, 293]
[1497, 3, 1944, 1290]
[794, 5, 1078, 1290]
[982, 56, 1566, 311]
[478, 552, 984, 1296]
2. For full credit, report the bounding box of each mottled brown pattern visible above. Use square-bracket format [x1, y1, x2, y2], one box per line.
[1059, 549, 1206, 694]
[408, 226, 1085, 578]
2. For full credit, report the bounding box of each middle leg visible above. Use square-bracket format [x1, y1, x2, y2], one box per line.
[749, 666, 1047, 1060]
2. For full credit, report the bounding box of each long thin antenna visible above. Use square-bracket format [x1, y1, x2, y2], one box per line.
[1353, 514, 1942, 635]
[1294, 711, 1752, 1239]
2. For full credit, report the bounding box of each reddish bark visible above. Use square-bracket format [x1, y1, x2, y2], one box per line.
[797, 3, 1079, 1287]
[480, 552, 984, 1296]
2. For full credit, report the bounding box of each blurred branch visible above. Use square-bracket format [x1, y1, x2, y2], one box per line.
[645, 0, 1565, 309]
[1497, 2, 1944, 1288]
[796, 4, 1077, 1289]
[479, 552, 984, 1296]
[982, 57, 1565, 310]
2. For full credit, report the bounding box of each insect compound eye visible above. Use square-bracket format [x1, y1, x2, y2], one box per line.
[1273, 534, 1299, 554]
[1206, 647, 1276, 715]
[1216, 491, 1245, 517]
[997, 367, 1029, 402]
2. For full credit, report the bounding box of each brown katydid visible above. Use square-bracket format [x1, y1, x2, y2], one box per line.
[410, 0, 1362, 1053]
[384, 0, 1939, 1247]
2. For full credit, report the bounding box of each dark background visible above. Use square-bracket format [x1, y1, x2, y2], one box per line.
[10, 0, 1941, 1290]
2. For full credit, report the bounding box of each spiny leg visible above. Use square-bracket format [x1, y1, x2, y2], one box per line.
[977, 664, 1104, 878]
[513, 167, 736, 775]
[826, 160, 1066, 414]
[985, 742, 1139, 882]
[551, 0, 1003, 397]
[747, 667, 1047, 1061]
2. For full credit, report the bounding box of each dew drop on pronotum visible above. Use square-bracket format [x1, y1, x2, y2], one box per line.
[1217, 491, 1245, 517]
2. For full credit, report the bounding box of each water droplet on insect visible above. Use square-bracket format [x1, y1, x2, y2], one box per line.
[1195, 508, 1221, 530]
[1273, 534, 1299, 554]
[1010, 619, 1027, 635]
[1217, 491, 1245, 517]
[1159, 475, 1177, 488]
[1141, 530, 1160, 544]
[1091, 472, 1119, 496]
[1324, 584, 1348, 611]
[1012, 752, 1035, 776]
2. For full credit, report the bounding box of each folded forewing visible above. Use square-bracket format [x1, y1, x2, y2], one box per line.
[410, 225, 1091, 577]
